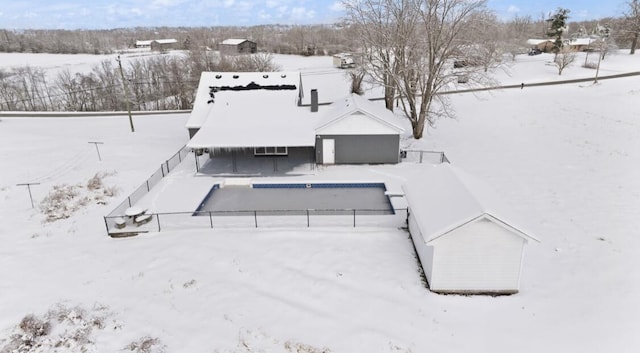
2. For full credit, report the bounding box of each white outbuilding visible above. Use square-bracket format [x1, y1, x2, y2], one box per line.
[402, 164, 539, 295]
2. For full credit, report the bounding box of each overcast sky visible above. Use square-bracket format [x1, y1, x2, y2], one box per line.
[0, 0, 625, 30]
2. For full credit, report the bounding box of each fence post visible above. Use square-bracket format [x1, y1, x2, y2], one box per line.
[306, 209, 310, 227]
[166, 160, 170, 174]
[254, 211, 258, 228]
[440, 152, 444, 164]
[178, 152, 182, 163]
[209, 211, 213, 229]
[127, 196, 131, 207]
[353, 209, 356, 227]
[419, 151, 423, 164]
[161, 164, 165, 177]
[156, 214, 161, 232]
[146, 180, 150, 191]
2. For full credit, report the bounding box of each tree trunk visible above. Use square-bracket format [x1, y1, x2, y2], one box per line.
[384, 84, 395, 111]
[412, 115, 425, 139]
[631, 32, 638, 54]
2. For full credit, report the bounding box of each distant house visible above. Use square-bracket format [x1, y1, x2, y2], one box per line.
[184, 71, 404, 172]
[526, 39, 555, 52]
[150, 39, 178, 51]
[567, 37, 598, 52]
[219, 39, 257, 55]
[403, 164, 540, 295]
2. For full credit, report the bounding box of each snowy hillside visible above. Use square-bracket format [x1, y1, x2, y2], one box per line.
[0, 51, 639, 353]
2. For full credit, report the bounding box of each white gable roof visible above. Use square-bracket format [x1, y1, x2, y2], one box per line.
[136, 40, 152, 46]
[222, 39, 252, 45]
[315, 94, 404, 135]
[402, 164, 539, 244]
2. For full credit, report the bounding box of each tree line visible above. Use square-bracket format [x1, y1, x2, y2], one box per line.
[0, 51, 279, 111]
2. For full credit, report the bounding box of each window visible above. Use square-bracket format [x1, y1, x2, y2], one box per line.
[254, 146, 288, 156]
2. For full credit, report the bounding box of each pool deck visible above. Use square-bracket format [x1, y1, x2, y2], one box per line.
[130, 152, 433, 216]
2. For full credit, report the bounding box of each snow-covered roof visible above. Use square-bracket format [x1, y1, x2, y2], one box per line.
[186, 71, 301, 129]
[221, 39, 253, 45]
[402, 164, 539, 244]
[137, 39, 177, 46]
[315, 93, 404, 134]
[185, 71, 316, 149]
[187, 90, 317, 148]
[152, 39, 178, 44]
[526, 39, 554, 45]
[568, 37, 597, 46]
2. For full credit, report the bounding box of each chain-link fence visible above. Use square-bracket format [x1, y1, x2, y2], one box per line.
[400, 150, 450, 164]
[106, 145, 189, 219]
[105, 208, 408, 235]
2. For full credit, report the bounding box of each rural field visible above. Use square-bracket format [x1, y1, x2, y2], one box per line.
[0, 51, 639, 353]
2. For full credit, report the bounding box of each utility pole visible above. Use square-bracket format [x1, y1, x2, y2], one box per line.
[116, 55, 135, 132]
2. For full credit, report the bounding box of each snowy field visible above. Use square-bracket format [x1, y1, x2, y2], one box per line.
[1, 52, 640, 352]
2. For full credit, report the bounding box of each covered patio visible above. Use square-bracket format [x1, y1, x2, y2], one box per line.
[195, 147, 316, 176]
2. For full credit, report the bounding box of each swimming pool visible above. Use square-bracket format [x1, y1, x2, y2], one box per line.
[194, 182, 394, 215]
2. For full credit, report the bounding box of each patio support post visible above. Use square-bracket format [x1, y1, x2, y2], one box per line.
[419, 151, 424, 163]
[254, 211, 258, 228]
[209, 211, 213, 228]
[156, 214, 161, 231]
[306, 209, 310, 227]
[353, 209, 356, 227]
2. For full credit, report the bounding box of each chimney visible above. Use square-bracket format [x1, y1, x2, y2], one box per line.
[310, 89, 318, 112]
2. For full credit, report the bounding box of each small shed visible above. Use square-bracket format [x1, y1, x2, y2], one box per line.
[402, 164, 539, 295]
[219, 39, 258, 55]
[315, 93, 404, 164]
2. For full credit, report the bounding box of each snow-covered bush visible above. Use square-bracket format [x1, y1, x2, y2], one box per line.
[125, 337, 165, 353]
[39, 172, 119, 222]
[0, 304, 111, 353]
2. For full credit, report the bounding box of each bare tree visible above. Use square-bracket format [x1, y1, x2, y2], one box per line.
[554, 47, 576, 75]
[504, 15, 536, 60]
[344, 0, 487, 139]
[349, 68, 367, 95]
[467, 10, 503, 72]
[623, 0, 640, 54]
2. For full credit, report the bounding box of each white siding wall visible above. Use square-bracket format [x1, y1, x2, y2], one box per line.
[407, 213, 434, 283]
[430, 219, 525, 293]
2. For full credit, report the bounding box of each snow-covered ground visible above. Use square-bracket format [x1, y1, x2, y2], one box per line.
[1, 52, 639, 353]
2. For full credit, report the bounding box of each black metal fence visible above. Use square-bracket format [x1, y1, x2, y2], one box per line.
[104, 208, 409, 235]
[106, 145, 190, 218]
[401, 150, 450, 164]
